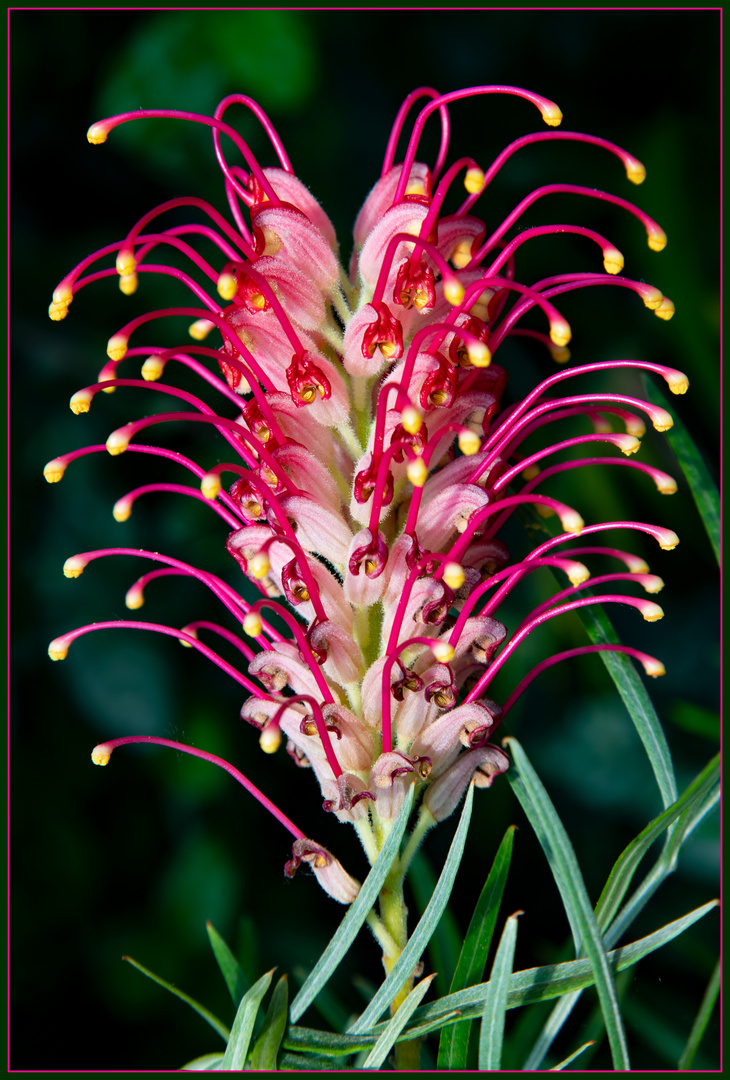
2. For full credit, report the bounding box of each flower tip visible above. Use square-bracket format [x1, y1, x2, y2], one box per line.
[464, 166, 486, 194]
[118, 272, 138, 296]
[642, 574, 665, 594]
[87, 122, 110, 144]
[618, 434, 642, 456]
[106, 427, 131, 455]
[248, 552, 270, 580]
[603, 246, 624, 275]
[243, 612, 263, 637]
[200, 473, 222, 500]
[641, 601, 664, 622]
[658, 529, 680, 551]
[651, 408, 674, 433]
[400, 405, 422, 435]
[188, 319, 216, 341]
[69, 389, 93, 415]
[44, 458, 67, 483]
[560, 509, 584, 534]
[432, 641, 455, 663]
[642, 657, 666, 678]
[48, 637, 69, 661]
[97, 365, 117, 394]
[125, 584, 145, 609]
[91, 744, 113, 766]
[141, 355, 165, 381]
[549, 320, 571, 347]
[625, 157, 646, 185]
[641, 286, 664, 310]
[458, 429, 482, 456]
[106, 334, 128, 361]
[566, 561, 591, 586]
[63, 555, 87, 578]
[48, 300, 70, 321]
[406, 457, 429, 488]
[259, 725, 282, 755]
[217, 272, 238, 301]
[443, 562, 465, 590]
[467, 341, 492, 368]
[179, 625, 198, 647]
[654, 296, 675, 321]
[666, 369, 689, 395]
[113, 498, 133, 522]
[53, 282, 74, 307]
[116, 249, 137, 277]
[647, 227, 668, 253]
[540, 101, 563, 127]
[550, 344, 571, 364]
[655, 473, 678, 495]
[443, 277, 465, 306]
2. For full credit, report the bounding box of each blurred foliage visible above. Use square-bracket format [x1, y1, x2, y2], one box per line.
[10, 8, 719, 1070]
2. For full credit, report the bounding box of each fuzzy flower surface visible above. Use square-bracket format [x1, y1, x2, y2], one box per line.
[48, 86, 684, 904]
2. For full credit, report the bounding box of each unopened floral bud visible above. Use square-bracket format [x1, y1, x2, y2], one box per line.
[442, 562, 465, 590]
[407, 457, 429, 487]
[44, 458, 67, 483]
[649, 407, 674, 432]
[201, 473, 222, 500]
[458, 429, 481, 455]
[113, 498, 133, 522]
[48, 637, 70, 661]
[654, 296, 675, 320]
[464, 166, 485, 194]
[125, 583, 145, 609]
[401, 406, 422, 434]
[188, 319, 215, 340]
[91, 744, 113, 765]
[549, 319, 572, 347]
[106, 334, 128, 361]
[642, 657, 666, 678]
[249, 552, 270, 579]
[70, 389, 93, 414]
[559, 508, 585, 534]
[665, 368, 689, 394]
[617, 434, 642, 455]
[217, 272, 238, 300]
[141, 356, 165, 381]
[467, 341, 491, 367]
[603, 246, 624, 274]
[647, 226, 668, 252]
[106, 427, 132, 455]
[48, 300, 69, 321]
[119, 273, 138, 296]
[116, 249, 136, 277]
[432, 641, 455, 663]
[259, 723, 282, 754]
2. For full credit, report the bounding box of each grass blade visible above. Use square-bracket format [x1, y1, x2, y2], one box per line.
[437, 824, 516, 1068]
[504, 737, 630, 1070]
[206, 921, 248, 1006]
[478, 911, 521, 1070]
[576, 603, 677, 809]
[407, 849, 462, 996]
[361, 974, 436, 1069]
[550, 1040, 595, 1070]
[678, 958, 721, 1070]
[122, 955, 229, 1042]
[289, 784, 415, 1024]
[596, 753, 719, 933]
[348, 781, 475, 1034]
[180, 1052, 226, 1070]
[644, 376, 720, 566]
[220, 968, 274, 1070]
[249, 973, 289, 1070]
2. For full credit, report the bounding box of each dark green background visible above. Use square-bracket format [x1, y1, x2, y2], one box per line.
[10, 9, 720, 1070]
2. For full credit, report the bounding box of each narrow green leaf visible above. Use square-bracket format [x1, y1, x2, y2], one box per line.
[478, 911, 521, 1070]
[348, 782, 475, 1034]
[220, 968, 274, 1070]
[180, 1052, 226, 1070]
[289, 784, 416, 1024]
[438, 824, 516, 1068]
[407, 849, 462, 996]
[550, 1040, 595, 1070]
[678, 958, 721, 1070]
[206, 921, 248, 1006]
[596, 753, 720, 932]
[504, 738, 630, 1070]
[122, 955, 229, 1042]
[361, 974, 436, 1069]
[576, 603, 677, 809]
[395, 901, 718, 1034]
[248, 973, 289, 1070]
[644, 375, 720, 566]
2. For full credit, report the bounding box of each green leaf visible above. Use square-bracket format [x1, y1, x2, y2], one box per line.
[478, 911, 521, 1070]
[249, 973, 289, 1071]
[347, 782, 475, 1034]
[399, 900, 718, 1033]
[407, 849, 462, 997]
[122, 955, 229, 1042]
[550, 1040, 595, 1070]
[361, 974, 436, 1069]
[576, 603, 677, 809]
[206, 921, 248, 1006]
[678, 957, 721, 1070]
[643, 376, 720, 566]
[504, 738, 630, 1070]
[289, 784, 416, 1024]
[438, 824, 516, 1068]
[220, 968, 274, 1070]
[596, 753, 720, 933]
[180, 1052, 226, 1070]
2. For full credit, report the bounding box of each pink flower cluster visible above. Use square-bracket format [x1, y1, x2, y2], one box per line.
[48, 86, 685, 903]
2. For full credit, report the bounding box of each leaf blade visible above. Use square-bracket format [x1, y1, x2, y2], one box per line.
[361, 974, 436, 1069]
[478, 911, 521, 1070]
[122, 955, 229, 1042]
[220, 968, 274, 1070]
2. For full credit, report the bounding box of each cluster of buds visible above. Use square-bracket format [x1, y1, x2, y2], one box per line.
[48, 86, 685, 904]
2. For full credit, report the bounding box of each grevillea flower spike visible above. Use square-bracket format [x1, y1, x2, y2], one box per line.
[48, 85, 685, 987]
